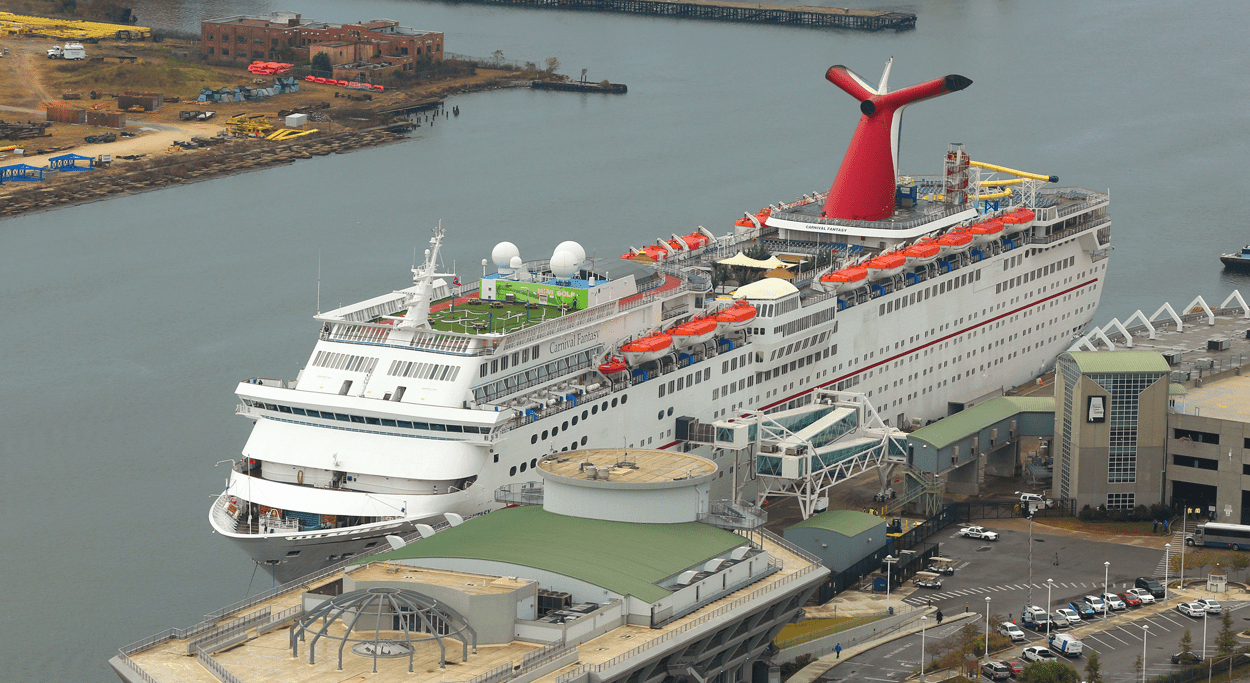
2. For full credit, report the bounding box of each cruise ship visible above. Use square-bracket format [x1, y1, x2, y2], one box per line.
[210, 61, 1112, 582]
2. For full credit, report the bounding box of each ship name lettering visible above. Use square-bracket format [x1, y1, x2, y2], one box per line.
[549, 330, 600, 354]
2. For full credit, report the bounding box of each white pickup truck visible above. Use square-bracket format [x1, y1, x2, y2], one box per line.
[958, 525, 999, 541]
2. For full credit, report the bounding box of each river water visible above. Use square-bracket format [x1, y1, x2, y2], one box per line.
[3, 1, 1249, 680]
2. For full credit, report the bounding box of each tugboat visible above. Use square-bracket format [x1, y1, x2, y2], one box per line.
[1220, 246, 1250, 272]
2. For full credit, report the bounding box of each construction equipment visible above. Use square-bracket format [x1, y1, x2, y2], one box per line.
[265, 128, 319, 142]
[226, 114, 274, 138]
[84, 132, 117, 144]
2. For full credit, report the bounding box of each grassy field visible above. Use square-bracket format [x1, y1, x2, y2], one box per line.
[1035, 518, 1158, 536]
[427, 301, 569, 335]
[54, 59, 229, 94]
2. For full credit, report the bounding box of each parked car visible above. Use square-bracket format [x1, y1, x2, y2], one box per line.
[1020, 492, 1055, 509]
[1002, 659, 1025, 676]
[959, 525, 999, 541]
[1126, 588, 1157, 604]
[1048, 633, 1085, 658]
[1135, 577, 1165, 598]
[1101, 593, 1126, 611]
[982, 661, 1012, 680]
[1177, 602, 1206, 617]
[999, 622, 1027, 642]
[1194, 598, 1222, 614]
[1082, 595, 1107, 613]
[1053, 607, 1082, 626]
[1069, 601, 1096, 617]
[1172, 651, 1204, 665]
[1117, 591, 1142, 608]
[1022, 646, 1058, 663]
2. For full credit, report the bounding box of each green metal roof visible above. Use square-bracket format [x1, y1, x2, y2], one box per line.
[907, 396, 1055, 449]
[359, 506, 746, 602]
[1169, 383, 1188, 395]
[788, 509, 884, 537]
[1063, 351, 1171, 374]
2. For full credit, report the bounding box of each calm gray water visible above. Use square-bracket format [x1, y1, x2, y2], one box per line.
[4, 1, 1250, 679]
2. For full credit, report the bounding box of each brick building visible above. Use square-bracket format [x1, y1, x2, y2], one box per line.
[200, 12, 443, 79]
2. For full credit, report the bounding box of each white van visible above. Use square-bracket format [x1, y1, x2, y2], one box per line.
[1048, 633, 1084, 657]
[1020, 493, 1055, 509]
[998, 622, 1027, 642]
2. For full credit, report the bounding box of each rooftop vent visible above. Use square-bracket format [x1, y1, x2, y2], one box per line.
[1208, 338, 1231, 352]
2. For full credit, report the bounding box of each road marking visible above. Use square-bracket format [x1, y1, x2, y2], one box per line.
[1082, 634, 1115, 649]
[1098, 629, 1131, 645]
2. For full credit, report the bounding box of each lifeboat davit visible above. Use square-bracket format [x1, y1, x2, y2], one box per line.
[713, 301, 757, 332]
[936, 231, 974, 255]
[734, 208, 772, 229]
[599, 356, 628, 376]
[960, 220, 1004, 245]
[621, 334, 673, 365]
[820, 265, 869, 293]
[865, 253, 907, 280]
[669, 317, 719, 348]
[1000, 209, 1036, 234]
[902, 242, 941, 266]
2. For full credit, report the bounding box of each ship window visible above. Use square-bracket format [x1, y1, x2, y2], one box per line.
[292, 407, 306, 415]
[429, 423, 446, 432]
[491, 360, 498, 373]
[381, 419, 396, 427]
[500, 356, 509, 371]
[286, 550, 301, 557]
[668, 380, 675, 393]
[532, 345, 540, 360]
[365, 417, 380, 425]
[512, 352, 520, 365]
[602, 401, 608, 411]
[542, 430, 549, 439]
[335, 413, 350, 422]
[531, 434, 538, 444]
[494, 454, 500, 462]
[562, 421, 569, 430]
[592, 405, 598, 415]
[581, 436, 588, 445]
[552, 426, 559, 436]
[520, 462, 527, 473]
[263, 403, 278, 411]
[582, 410, 588, 419]
[393, 387, 406, 402]
[572, 416, 579, 426]
[480, 363, 488, 377]
[510, 466, 517, 476]
[677, 377, 684, 390]
[446, 424, 463, 432]
[611, 398, 618, 407]
[622, 394, 628, 404]
[522, 348, 529, 362]
[658, 411, 664, 420]
[413, 422, 429, 430]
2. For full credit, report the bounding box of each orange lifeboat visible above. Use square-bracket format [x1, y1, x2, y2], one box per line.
[902, 242, 941, 266]
[713, 301, 757, 331]
[676, 232, 710, 250]
[960, 220, 1004, 245]
[669, 317, 719, 348]
[599, 356, 628, 376]
[621, 334, 673, 365]
[865, 252, 907, 280]
[1000, 209, 1036, 234]
[734, 207, 772, 229]
[936, 231, 974, 255]
[820, 266, 869, 293]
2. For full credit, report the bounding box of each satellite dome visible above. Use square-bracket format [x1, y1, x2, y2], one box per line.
[555, 240, 586, 265]
[491, 242, 521, 270]
[509, 255, 524, 270]
[550, 249, 580, 279]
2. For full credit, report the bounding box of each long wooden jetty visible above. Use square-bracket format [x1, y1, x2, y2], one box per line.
[441, 0, 916, 30]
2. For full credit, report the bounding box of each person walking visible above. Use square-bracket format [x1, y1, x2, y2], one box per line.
[1153, 519, 1158, 533]
[936, 609, 943, 624]
[835, 643, 842, 659]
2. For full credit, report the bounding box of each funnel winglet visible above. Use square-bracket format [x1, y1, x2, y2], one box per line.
[821, 64, 972, 222]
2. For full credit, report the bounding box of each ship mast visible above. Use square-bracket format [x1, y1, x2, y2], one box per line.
[397, 224, 456, 330]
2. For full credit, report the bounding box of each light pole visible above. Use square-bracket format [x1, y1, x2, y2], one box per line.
[1164, 543, 1171, 606]
[1181, 505, 1190, 591]
[1046, 578, 1054, 640]
[1141, 624, 1149, 683]
[1027, 513, 1035, 607]
[1202, 607, 1208, 663]
[884, 555, 897, 615]
[1103, 561, 1111, 625]
[984, 596, 991, 667]
[920, 615, 927, 683]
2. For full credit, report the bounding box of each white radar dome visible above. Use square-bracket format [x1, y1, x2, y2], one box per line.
[492, 242, 521, 271]
[554, 241, 586, 265]
[550, 250, 580, 279]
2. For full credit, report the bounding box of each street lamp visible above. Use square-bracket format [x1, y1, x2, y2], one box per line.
[1164, 543, 1171, 606]
[1103, 561, 1111, 625]
[920, 615, 927, 683]
[984, 596, 992, 668]
[1046, 578, 1054, 640]
[884, 555, 897, 615]
[1141, 624, 1149, 683]
[1202, 606, 1208, 663]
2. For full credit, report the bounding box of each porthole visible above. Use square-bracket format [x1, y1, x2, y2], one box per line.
[571, 441, 578, 450]
[552, 426, 559, 437]
[542, 430, 549, 440]
[582, 410, 588, 420]
[601, 401, 608, 411]
[580, 436, 588, 446]
[658, 411, 664, 420]
[667, 407, 674, 417]
[531, 458, 538, 469]
[611, 398, 618, 408]
[592, 405, 599, 415]
[562, 420, 569, 430]
[572, 416, 579, 426]
[509, 466, 517, 476]
[621, 394, 628, 404]
[520, 462, 527, 473]
[561, 447, 568, 452]
[531, 435, 538, 445]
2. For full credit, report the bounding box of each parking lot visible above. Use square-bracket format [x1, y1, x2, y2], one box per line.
[817, 519, 1249, 682]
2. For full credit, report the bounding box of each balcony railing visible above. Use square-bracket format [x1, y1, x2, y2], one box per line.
[697, 500, 767, 530]
[495, 482, 545, 506]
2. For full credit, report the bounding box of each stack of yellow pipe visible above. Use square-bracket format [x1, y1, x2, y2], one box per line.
[266, 128, 319, 141]
[0, 11, 149, 39]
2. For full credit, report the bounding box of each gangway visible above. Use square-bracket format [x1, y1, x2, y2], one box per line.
[883, 468, 944, 516]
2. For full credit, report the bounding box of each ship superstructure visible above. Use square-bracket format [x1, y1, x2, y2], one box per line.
[211, 62, 1112, 581]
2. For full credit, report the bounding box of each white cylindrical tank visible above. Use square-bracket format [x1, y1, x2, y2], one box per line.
[537, 449, 717, 524]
